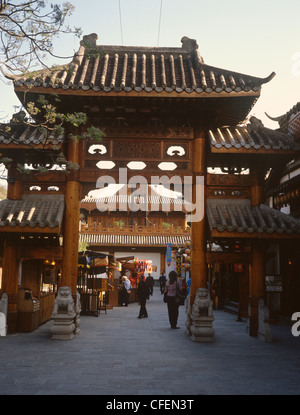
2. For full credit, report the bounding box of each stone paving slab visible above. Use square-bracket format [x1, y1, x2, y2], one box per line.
[0, 287, 299, 395]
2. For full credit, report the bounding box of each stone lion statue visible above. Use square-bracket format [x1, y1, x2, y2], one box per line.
[52, 286, 74, 316]
[192, 288, 213, 318]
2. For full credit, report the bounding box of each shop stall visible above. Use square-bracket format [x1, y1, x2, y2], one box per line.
[77, 251, 121, 315]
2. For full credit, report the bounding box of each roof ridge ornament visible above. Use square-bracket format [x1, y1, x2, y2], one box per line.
[80, 33, 98, 49]
[71, 33, 99, 66]
[181, 36, 204, 64]
[247, 116, 265, 132]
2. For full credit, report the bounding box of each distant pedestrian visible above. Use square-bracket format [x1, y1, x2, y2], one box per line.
[121, 276, 132, 307]
[146, 273, 154, 296]
[187, 275, 191, 295]
[137, 275, 150, 319]
[159, 271, 166, 294]
[164, 270, 183, 329]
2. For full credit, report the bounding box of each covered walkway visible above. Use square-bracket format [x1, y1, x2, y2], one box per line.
[0, 287, 299, 395]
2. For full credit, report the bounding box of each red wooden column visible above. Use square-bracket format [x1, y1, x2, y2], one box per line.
[6, 162, 23, 200]
[3, 163, 24, 333]
[249, 166, 265, 336]
[61, 136, 81, 295]
[190, 128, 207, 306]
[2, 239, 19, 333]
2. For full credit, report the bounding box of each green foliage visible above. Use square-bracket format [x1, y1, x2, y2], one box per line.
[64, 112, 87, 127]
[78, 240, 89, 252]
[114, 220, 125, 228]
[25, 96, 104, 147]
[84, 126, 104, 142]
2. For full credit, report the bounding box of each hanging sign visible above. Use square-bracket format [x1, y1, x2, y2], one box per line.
[176, 255, 182, 275]
[166, 243, 172, 266]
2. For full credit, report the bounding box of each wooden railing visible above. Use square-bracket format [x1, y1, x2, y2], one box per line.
[80, 223, 190, 236]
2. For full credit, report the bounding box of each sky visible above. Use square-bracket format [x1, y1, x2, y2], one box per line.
[1, 0, 300, 127]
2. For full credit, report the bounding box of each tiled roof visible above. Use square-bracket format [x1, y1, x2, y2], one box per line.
[266, 102, 300, 132]
[0, 116, 64, 147]
[209, 116, 300, 151]
[80, 233, 190, 247]
[81, 195, 188, 210]
[9, 34, 275, 95]
[207, 199, 300, 235]
[0, 194, 64, 231]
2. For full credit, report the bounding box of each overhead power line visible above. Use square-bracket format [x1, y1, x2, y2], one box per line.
[157, 0, 163, 46]
[118, 0, 123, 45]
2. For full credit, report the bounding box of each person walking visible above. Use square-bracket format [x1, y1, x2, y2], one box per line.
[164, 270, 183, 329]
[159, 271, 166, 294]
[137, 275, 150, 319]
[146, 273, 154, 296]
[121, 276, 132, 307]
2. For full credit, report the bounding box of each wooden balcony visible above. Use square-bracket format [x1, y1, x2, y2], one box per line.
[80, 222, 190, 236]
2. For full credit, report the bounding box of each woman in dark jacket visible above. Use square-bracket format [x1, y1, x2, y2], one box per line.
[165, 270, 183, 329]
[137, 275, 150, 319]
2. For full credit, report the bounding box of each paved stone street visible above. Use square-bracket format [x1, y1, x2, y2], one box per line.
[0, 286, 299, 395]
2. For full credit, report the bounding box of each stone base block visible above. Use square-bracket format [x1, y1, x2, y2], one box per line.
[185, 317, 192, 336]
[190, 316, 215, 342]
[51, 313, 75, 340]
[0, 312, 7, 336]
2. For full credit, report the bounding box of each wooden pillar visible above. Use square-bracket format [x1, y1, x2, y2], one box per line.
[160, 251, 166, 274]
[249, 243, 265, 336]
[249, 164, 265, 335]
[251, 166, 264, 207]
[61, 136, 81, 295]
[2, 239, 19, 333]
[7, 163, 23, 200]
[190, 128, 207, 305]
[3, 161, 23, 333]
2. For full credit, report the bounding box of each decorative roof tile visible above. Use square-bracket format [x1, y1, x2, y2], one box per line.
[80, 233, 189, 247]
[9, 34, 275, 96]
[207, 199, 300, 235]
[0, 115, 64, 147]
[208, 116, 300, 151]
[0, 194, 64, 231]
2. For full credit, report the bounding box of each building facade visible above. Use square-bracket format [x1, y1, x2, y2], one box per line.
[0, 34, 299, 337]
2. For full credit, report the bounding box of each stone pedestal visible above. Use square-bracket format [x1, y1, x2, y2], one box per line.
[0, 293, 8, 337]
[190, 316, 215, 342]
[0, 313, 6, 336]
[75, 291, 81, 336]
[190, 288, 215, 342]
[51, 313, 76, 340]
[258, 298, 272, 342]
